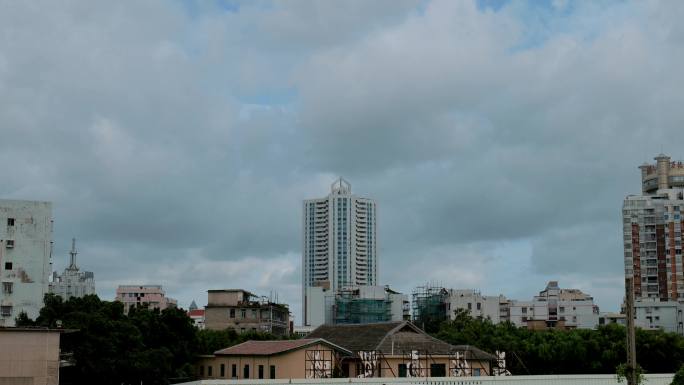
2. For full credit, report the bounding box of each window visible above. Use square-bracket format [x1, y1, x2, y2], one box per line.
[476, 303, 481, 310]
[522, 307, 527, 314]
[467, 303, 472, 310]
[258, 365, 264, 379]
[474, 368, 481, 376]
[243, 364, 250, 379]
[230, 309, 235, 318]
[199, 365, 204, 377]
[207, 365, 213, 377]
[4, 262, 11, 270]
[430, 363, 446, 377]
[559, 307, 565, 313]
[5, 240, 14, 248]
[398, 364, 407, 377]
[270, 365, 276, 379]
[2, 282, 12, 294]
[252, 309, 257, 318]
[232, 364, 237, 378]
[220, 364, 225, 377]
[241, 309, 246, 318]
[7, 218, 14, 226]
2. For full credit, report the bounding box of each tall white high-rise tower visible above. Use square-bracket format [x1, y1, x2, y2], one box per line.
[302, 178, 377, 325]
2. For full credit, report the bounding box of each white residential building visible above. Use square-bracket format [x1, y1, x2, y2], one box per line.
[631, 298, 684, 334]
[447, 289, 509, 323]
[49, 238, 95, 300]
[508, 281, 599, 329]
[302, 178, 377, 325]
[0, 200, 53, 326]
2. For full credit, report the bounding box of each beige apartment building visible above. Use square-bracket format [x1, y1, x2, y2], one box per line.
[0, 327, 63, 385]
[204, 289, 290, 336]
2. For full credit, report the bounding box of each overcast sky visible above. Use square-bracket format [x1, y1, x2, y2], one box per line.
[3, 0, 684, 321]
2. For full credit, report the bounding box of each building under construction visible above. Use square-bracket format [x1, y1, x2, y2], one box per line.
[412, 284, 449, 331]
[333, 287, 392, 324]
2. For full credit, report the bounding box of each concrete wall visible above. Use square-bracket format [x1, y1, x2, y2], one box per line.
[0, 200, 53, 326]
[0, 329, 60, 385]
[179, 374, 675, 385]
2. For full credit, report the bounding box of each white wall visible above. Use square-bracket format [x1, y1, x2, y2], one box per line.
[0, 200, 53, 326]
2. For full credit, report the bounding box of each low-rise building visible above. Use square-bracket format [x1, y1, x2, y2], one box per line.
[197, 338, 352, 380]
[507, 281, 598, 330]
[115, 285, 177, 314]
[49, 238, 95, 300]
[196, 321, 500, 380]
[447, 289, 509, 323]
[204, 289, 290, 336]
[307, 321, 498, 378]
[598, 312, 627, 327]
[631, 298, 684, 334]
[0, 327, 64, 385]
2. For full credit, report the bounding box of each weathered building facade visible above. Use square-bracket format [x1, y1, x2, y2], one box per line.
[115, 285, 177, 314]
[0, 199, 53, 326]
[204, 289, 290, 336]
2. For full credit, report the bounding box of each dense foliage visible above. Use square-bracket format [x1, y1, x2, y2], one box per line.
[434, 309, 684, 375]
[672, 365, 684, 385]
[16, 294, 293, 384]
[18, 294, 198, 385]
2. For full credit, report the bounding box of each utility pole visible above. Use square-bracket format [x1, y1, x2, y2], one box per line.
[625, 276, 638, 385]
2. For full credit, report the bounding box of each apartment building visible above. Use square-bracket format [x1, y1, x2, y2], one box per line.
[115, 285, 177, 314]
[447, 289, 510, 323]
[49, 238, 95, 300]
[204, 289, 290, 336]
[0, 199, 53, 326]
[508, 281, 598, 329]
[302, 178, 377, 326]
[623, 154, 684, 302]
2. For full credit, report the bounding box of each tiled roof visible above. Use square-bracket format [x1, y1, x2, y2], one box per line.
[214, 338, 351, 356]
[306, 321, 496, 360]
[187, 309, 204, 317]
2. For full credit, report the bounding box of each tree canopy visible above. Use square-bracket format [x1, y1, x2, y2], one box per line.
[434, 309, 684, 375]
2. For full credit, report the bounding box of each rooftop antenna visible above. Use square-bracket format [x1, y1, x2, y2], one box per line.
[68, 238, 78, 269]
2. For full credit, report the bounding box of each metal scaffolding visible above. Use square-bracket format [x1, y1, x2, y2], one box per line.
[333, 288, 391, 324]
[412, 284, 449, 330]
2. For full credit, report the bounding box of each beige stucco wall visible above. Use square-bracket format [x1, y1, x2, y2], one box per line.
[197, 343, 340, 380]
[0, 330, 60, 385]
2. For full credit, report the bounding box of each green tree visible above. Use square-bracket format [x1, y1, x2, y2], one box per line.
[672, 365, 684, 385]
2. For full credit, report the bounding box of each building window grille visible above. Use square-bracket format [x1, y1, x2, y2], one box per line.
[2, 282, 12, 294]
[0, 306, 11, 317]
[230, 309, 235, 318]
[4, 262, 11, 270]
[6, 218, 14, 226]
[5, 240, 14, 248]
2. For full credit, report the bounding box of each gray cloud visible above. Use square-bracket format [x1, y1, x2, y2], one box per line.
[2, 0, 683, 318]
